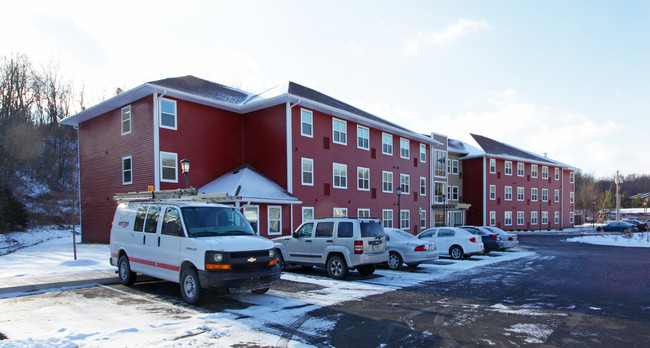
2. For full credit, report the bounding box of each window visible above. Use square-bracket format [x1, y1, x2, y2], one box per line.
[358, 208, 370, 218]
[160, 152, 178, 183]
[452, 186, 459, 201]
[420, 177, 426, 196]
[420, 144, 426, 162]
[382, 133, 393, 155]
[338, 222, 353, 238]
[333, 208, 347, 217]
[295, 223, 314, 238]
[504, 211, 512, 226]
[434, 182, 445, 203]
[489, 211, 496, 226]
[383, 210, 393, 228]
[452, 160, 459, 175]
[554, 211, 560, 224]
[382, 171, 393, 193]
[489, 159, 496, 174]
[357, 167, 370, 191]
[302, 207, 314, 223]
[570, 172, 575, 183]
[517, 162, 525, 177]
[517, 187, 525, 201]
[400, 138, 410, 159]
[570, 212, 574, 224]
[505, 161, 513, 175]
[301, 109, 313, 137]
[531, 164, 538, 178]
[122, 156, 132, 185]
[542, 211, 548, 224]
[555, 168, 560, 180]
[134, 207, 146, 232]
[555, 189, 560, 202]
[333, 163, 347, 189]
[531, 211, 538, 225]
[357, 125, 369, 150]
[489, 185, 496, 200]
[161, 207, 184, 236]
[531, 188, 538, 201]
[517, 211, 525, 225]
[244, 206, 260, 234]
[301, 158, 313, 186]
[420, 210, 426, 228]
[447, 184, 451, 201]
[570, 192, 574, 204]
[315, 222, 334, 238]
[542, 166, 549, 179]
[542, 189, 548, 202]
[160, 98, 177, 130]
[332, 118, 347, 145]
[434, 150, 447, 177]
[400, 210, 410, 229]
[505, 186, 513, 201]
[144, 207, 161, 233]
[400, 174, 410, 194]
[121, 106, 131, 135]
[447, 159, 451, 174]
[268, 206, 282, 235]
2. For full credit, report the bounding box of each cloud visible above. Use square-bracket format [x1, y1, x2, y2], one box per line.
[401, 18, 491, 56]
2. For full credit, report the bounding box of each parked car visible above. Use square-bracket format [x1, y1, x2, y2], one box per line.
[273, 217, 389, 280]
[622, 219, 648, 232]
[458, 226, 503, 253]
[481, 226, 519, 251]
[416, 227, 484, 259]
[595, 221, 639, 233]
[383, 228, 439, 270]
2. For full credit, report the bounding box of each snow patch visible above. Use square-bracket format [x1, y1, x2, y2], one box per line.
[505, 323, 554, 344]
[566, 233, 650, 248]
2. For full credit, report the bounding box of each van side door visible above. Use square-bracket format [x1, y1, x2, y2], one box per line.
[155, 207, 185, 282]
[141, 205, 162, 277]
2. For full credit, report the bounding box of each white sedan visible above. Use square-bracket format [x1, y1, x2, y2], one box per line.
[416, 227, 484, 259]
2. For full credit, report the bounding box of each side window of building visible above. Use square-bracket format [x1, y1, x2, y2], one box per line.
[122, 156, 133, 185]
[400, 174, 410, 194]
[382, 133, 393, 155]
[382, 210, 393, 228]
[134, 207, 147, 232]
[400, 138, 409, 159]
[162, 207, 184, 236]
[160, 98, 177, 130]
[268, 206, 282, 235]
[357, 167, 370, 191]
[301, 109, 313, 137]
[489, 158, 496, 174]
[337, 222, 354, 238]
[420, 177, 426, 196]
[315, 222, 334, 238]
[333, 163, 347, 189]
[452, 160, 459, 175]
[382, 171, 393, 193]
[160, 152, 178, 183]
[301, 158, 314, 186]
[144, 206, 161, 233]
[420, 144, 426, 163]
[302, 207, 314, 223]
[531, 164, 538, 178]
[332, 118, 347, 145]
[517, 162, 525, 177]
[505, 161, 513, 175]
[357, 125, 369, 150]
[121, 105, 131, 135]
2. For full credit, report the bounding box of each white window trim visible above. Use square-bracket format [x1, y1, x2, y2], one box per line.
[434, 181, 446, 204]
[517, 211, 525, 225]
[358, 208, 370, 218]
[489, 211, 496, 226]
[400, 210, 410, 230]
[505, 186, 513, 201]
[382, 171, 393, 193]
[555, 168, 560, 180]
[420, 210, 426, 228]
[357, 125, 369, 150]
[542, 211, 548, 224]
[517, 162, 525, 177]
[542, 166, 549, 179]
[420, 177, 426, 196]
[531, 188, 538, 201]
[357, 167, 370, 191]
[505, 161, 513, 176]
[504, 211, 513, 226]
[333, 207, 348, 217]
[302, 206, 314, 223]
[121, 105, 132, 136]
[570, 172, 575, 183]
[333, 163, 347, 189]
[489, 185, 496, 200]
[452, 186, 459, 201]
[452, 160, 459, 175]
[300, 108, 313, 138]
[555, 189, 560, 202]
[268, 206, 282, 236]
[382, 209, 394, 228]
[542, 189, 549, 202]
[531, 164, 538, 178]
[400, 174, 410, 194]
[400, 138, 410, 159]
[159, 98, 177, 130]
[554, 211, 560, 224]
[420, 144, 426, 163]
[122, 155, 133, 185]
[332, 118, 347, 145]
[517, 187, 525, 201]
[531, 211, 538, 225]
[243, 205, 260, 235]
[489, 158, 496, 174]
[160, 151, 178, 183]
[435, 150, 447, 178]
[301, 158, 314, 186]
[570, 192, 575, 204]
[382, 133, 393, 155]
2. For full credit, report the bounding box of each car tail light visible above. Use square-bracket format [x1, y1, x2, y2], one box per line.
[491, 234, 497, 240]
[414, 245, 426, 252]
[354, 240, 364, 254]
[469, 237, 477, 243]
[508, 236, 514, 241]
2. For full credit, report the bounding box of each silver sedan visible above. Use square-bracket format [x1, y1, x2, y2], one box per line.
[384, 228, 439, 270]
[482, 226, 519, 250]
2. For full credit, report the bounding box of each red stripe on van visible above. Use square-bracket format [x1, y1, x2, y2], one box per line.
[130, 257, 156, 267]
[156, 263, 180, 272]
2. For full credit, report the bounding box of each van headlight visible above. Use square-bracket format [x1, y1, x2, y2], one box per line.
[212, 253, 224, 262]
[269, 249, 275, 258]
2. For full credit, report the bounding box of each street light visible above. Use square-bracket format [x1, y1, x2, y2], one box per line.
[396, 187, 402, 228]
[539, 202, 542, 233]
[180, 158, 190, 189]
[592, 201, 596, 232]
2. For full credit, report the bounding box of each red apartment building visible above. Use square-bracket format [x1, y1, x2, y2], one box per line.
[60, 76, 440, 243]
[462, 134, 576, 230]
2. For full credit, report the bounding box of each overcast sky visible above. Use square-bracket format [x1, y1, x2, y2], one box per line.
[2, 0, 648, 179]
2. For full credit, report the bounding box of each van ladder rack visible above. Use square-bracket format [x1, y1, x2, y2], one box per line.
[114, 187, 241, 202]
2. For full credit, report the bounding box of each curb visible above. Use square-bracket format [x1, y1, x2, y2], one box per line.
[0, 270, 119, 295]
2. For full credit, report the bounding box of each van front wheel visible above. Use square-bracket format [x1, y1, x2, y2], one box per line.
[118, 255, 136, 286]
[180, 267, 202, 305]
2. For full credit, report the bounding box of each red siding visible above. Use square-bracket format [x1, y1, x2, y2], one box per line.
[462, 157, 485, 226]
[242, 104, 287, 189]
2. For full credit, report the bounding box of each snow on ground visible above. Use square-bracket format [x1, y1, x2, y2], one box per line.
[566, 232, 650, 248]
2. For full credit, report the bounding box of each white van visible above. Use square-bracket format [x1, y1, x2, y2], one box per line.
[110, 194, 280, 305]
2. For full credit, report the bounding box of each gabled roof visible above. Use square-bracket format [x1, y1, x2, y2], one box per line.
[60, 75, 435, 144]
[470, 134, 571, 167]
[198, 164, 301, 205]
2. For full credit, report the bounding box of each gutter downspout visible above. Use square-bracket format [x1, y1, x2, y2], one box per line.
[287, 99, 301, 234]
[153, 91, 167, 191]
[483, 156, 487, 226]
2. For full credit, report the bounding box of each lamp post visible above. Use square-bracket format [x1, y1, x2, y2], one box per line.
[539, 202, 542, 233]
[592, 201, 596, 232]
[180, 158, 190, 189]
[396, 187, 402, 228]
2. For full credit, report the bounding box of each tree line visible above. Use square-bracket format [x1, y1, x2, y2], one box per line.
[575, 172, 650, 214]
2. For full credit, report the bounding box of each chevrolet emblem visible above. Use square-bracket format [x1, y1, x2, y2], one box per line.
[247, 257, 257, 263]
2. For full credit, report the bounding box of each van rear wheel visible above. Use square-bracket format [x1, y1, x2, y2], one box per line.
[118, 255, 136, 286]
[180, 267, 202, 305]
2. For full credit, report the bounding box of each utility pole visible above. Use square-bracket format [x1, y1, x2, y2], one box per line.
[615, 170, 621, 221]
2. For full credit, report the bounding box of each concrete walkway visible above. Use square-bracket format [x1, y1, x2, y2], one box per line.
[0, 270, 119, 295]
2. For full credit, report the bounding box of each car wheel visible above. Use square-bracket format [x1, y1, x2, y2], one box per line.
[180, 267, 202, 305]
[357, 265, 376, 276]
[118, 255, 136, 286]
[326, 255, 348, 280]
[251, 287, 270, 295]
[276, 251, 286, 270]
[449, 246, 464, 260]
[387, 252, 403, 270]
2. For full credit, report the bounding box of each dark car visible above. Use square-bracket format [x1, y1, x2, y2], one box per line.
[459, 226, 503, 254]
[622, 219, 648, 232]
[595, 221, 639, 233]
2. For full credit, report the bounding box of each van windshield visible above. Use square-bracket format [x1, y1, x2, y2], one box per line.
[181, 207, 255, 237]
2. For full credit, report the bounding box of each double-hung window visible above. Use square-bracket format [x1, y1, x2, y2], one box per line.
[489, 211, 496, 226]
[505, 161, 513, 175]
[160, 152, 178, 183]
[332, 118, 347, 145]
[489, 185, 496, 200]
[517, 187, 525, 201]
[400, 210, 410, 229]
[160, 98, 177, 130]
[555, 189, 560, 202]
[400, 174, 410, 194]
[122, 156, 132, 185]
[542, 166, 549, 179]
[357, 125, 369, 150]
[570, 172, 575, 183]
[531, 211, 538, 225]
[555, 168, 560, 180]
[434, 150, 446, 177]
[531, 188, 538, 201]
[301, 158, 313, 186]
[268, 206, 282, 235]
[420, 177, 426, 196]
[542, 189, 549, 202]
[357, 167, 370, 191]
[333, 163, 347, 189]
[382, 171, 393, 193]
[505, 186, 513, 201]
[517, 163, 525, 177]
[382, 133, 393, 155]
[301, 109, 313, 137]
[531, 164, 538, 178]
[554, 211, 560, 224]
[542, 211, 548, 224]
[383, 210, 393, 228]
[517, 211, 525, 225]
[489, 159, 496, 174]
[358, 208, 370, 218]
[504, 211, 513, 226]
[400, 138, 409, 159]
[452, 186, 459, 201]
[452, 160, 459, 175]
[121, 106, 131, 135]
[420, 144, 426, 162]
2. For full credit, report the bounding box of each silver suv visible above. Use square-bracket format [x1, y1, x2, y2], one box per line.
[273, 217, 389, 279]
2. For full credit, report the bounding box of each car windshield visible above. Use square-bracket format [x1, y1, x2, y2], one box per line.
[360, 221, 385, 238]
[181, 206, 255, 237]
